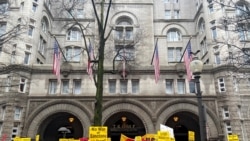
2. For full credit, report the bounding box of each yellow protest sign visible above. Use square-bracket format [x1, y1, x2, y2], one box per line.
[157, 131, 171, 141]
[89, 126, 108, 141]
[35, 135, 39, 141]
[228, 134, 239, 141]
[188, 131, 195, 141]
[14, 137, 21, 141]
[21, 138, 31, 141]
[59, 139, 69, 141]
[135, 136, 142, 141]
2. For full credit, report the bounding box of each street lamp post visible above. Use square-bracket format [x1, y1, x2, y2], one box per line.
[190, 57, 207, 141]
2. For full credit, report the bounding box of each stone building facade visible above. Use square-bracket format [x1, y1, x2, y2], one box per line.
[0, 0, 250, 141]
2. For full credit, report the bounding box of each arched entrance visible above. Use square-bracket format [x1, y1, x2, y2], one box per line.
[104, 112, 146, 141]
[37, 112, 83, 141]
[165, 112, 200, 141]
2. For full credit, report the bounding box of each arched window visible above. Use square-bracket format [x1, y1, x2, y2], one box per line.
[167, 29, 181, 41]
[114, 16, 135, 60]
[67, 27, 81, 41]
[41, 17, 49, 33]
[65, 46, 81, 62]
[115, 17, 133, 40]
[198, 19, 205, 34]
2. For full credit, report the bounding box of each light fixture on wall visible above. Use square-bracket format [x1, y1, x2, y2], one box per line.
[68, 117, 74, 123]
[173, 116, 179, 122]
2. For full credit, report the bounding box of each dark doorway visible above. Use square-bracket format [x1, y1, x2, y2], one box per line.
[104, 112, 146, 141]
[37, 112, 83, 141]
[165, 112, 200, 141]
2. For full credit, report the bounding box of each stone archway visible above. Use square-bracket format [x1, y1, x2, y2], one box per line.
[104, 111, 146, 141]
[25, 103, 92, 139]
[155, 101, 222, 140]
[165, 112, 200, 141]
[38, 112, 83, 141]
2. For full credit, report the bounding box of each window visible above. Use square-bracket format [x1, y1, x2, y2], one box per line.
[32, 3, 37, 12]
[214, 53, 221, 64]
[167, 29, 181, 41]
[131, 79, 139, 94]
[238, 24, 250, 41]
[68, 9, 84, 18]
[236, 3, 248, 16]
[61, 80, 70, 94]
[67, 27, 81, 41]
[28, 26, 34, 37]
[0, 2, 8, 14]
[20, 2, 24, 11]
[14, 107, 22, 120]
[0, 106, 5, 120]
[200, 38, 207, 56]
[0, 23, 6, 36]
[189, 80, 196, 93]
[168, 48, 174, 62]
[24, 52, 30, 65]
[10, 44, 16, 64]
[115, 20, 133, 40]
[199, 19, 205, 34]
[65, 46, 81, 62]
[41, 18, 48, 33]
[109, 79, 116, 94]
[233, 76, 238, 92]
[177, 79, 185, 94]
[225, 122, 232, 135]
[165, 79, 173, 94]
[38, 36, 46, 55]
[211, 27, 217, 39]
[73, 79, 81, 95]
[24, 45, 32, 64]
[120, 79, 128, 94]
[173, 10, 179, 19]
[5, 76, 11, 92]
[168, 47, 182, 62]
[49, 80, 57, 94]
[243, 49, 250, 64]
[19, 78, 26, 93]
[165, 10, 171, 19]
[223, 106, 230, 119]
[218, 77, 226, 92]
[208, 4, 214, 13]
[115, 46, 135, 61]
[11, 123, 19, 140]
[75, 9, 84, 18]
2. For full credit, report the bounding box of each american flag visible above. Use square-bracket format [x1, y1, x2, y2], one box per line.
[87, 42, 94, 79]
[152, 41, 160, 83]
[53, 41, 61, 83]
[184, 40, 192, 81]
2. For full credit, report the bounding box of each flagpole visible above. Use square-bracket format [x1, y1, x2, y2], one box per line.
[151, 38, 159, 65]
[48, 31, 68, 62]
[179, 36, 192, 63]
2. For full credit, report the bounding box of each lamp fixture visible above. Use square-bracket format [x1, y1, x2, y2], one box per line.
[173, 116, 179, 122]
[68, 117, 74, 123]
